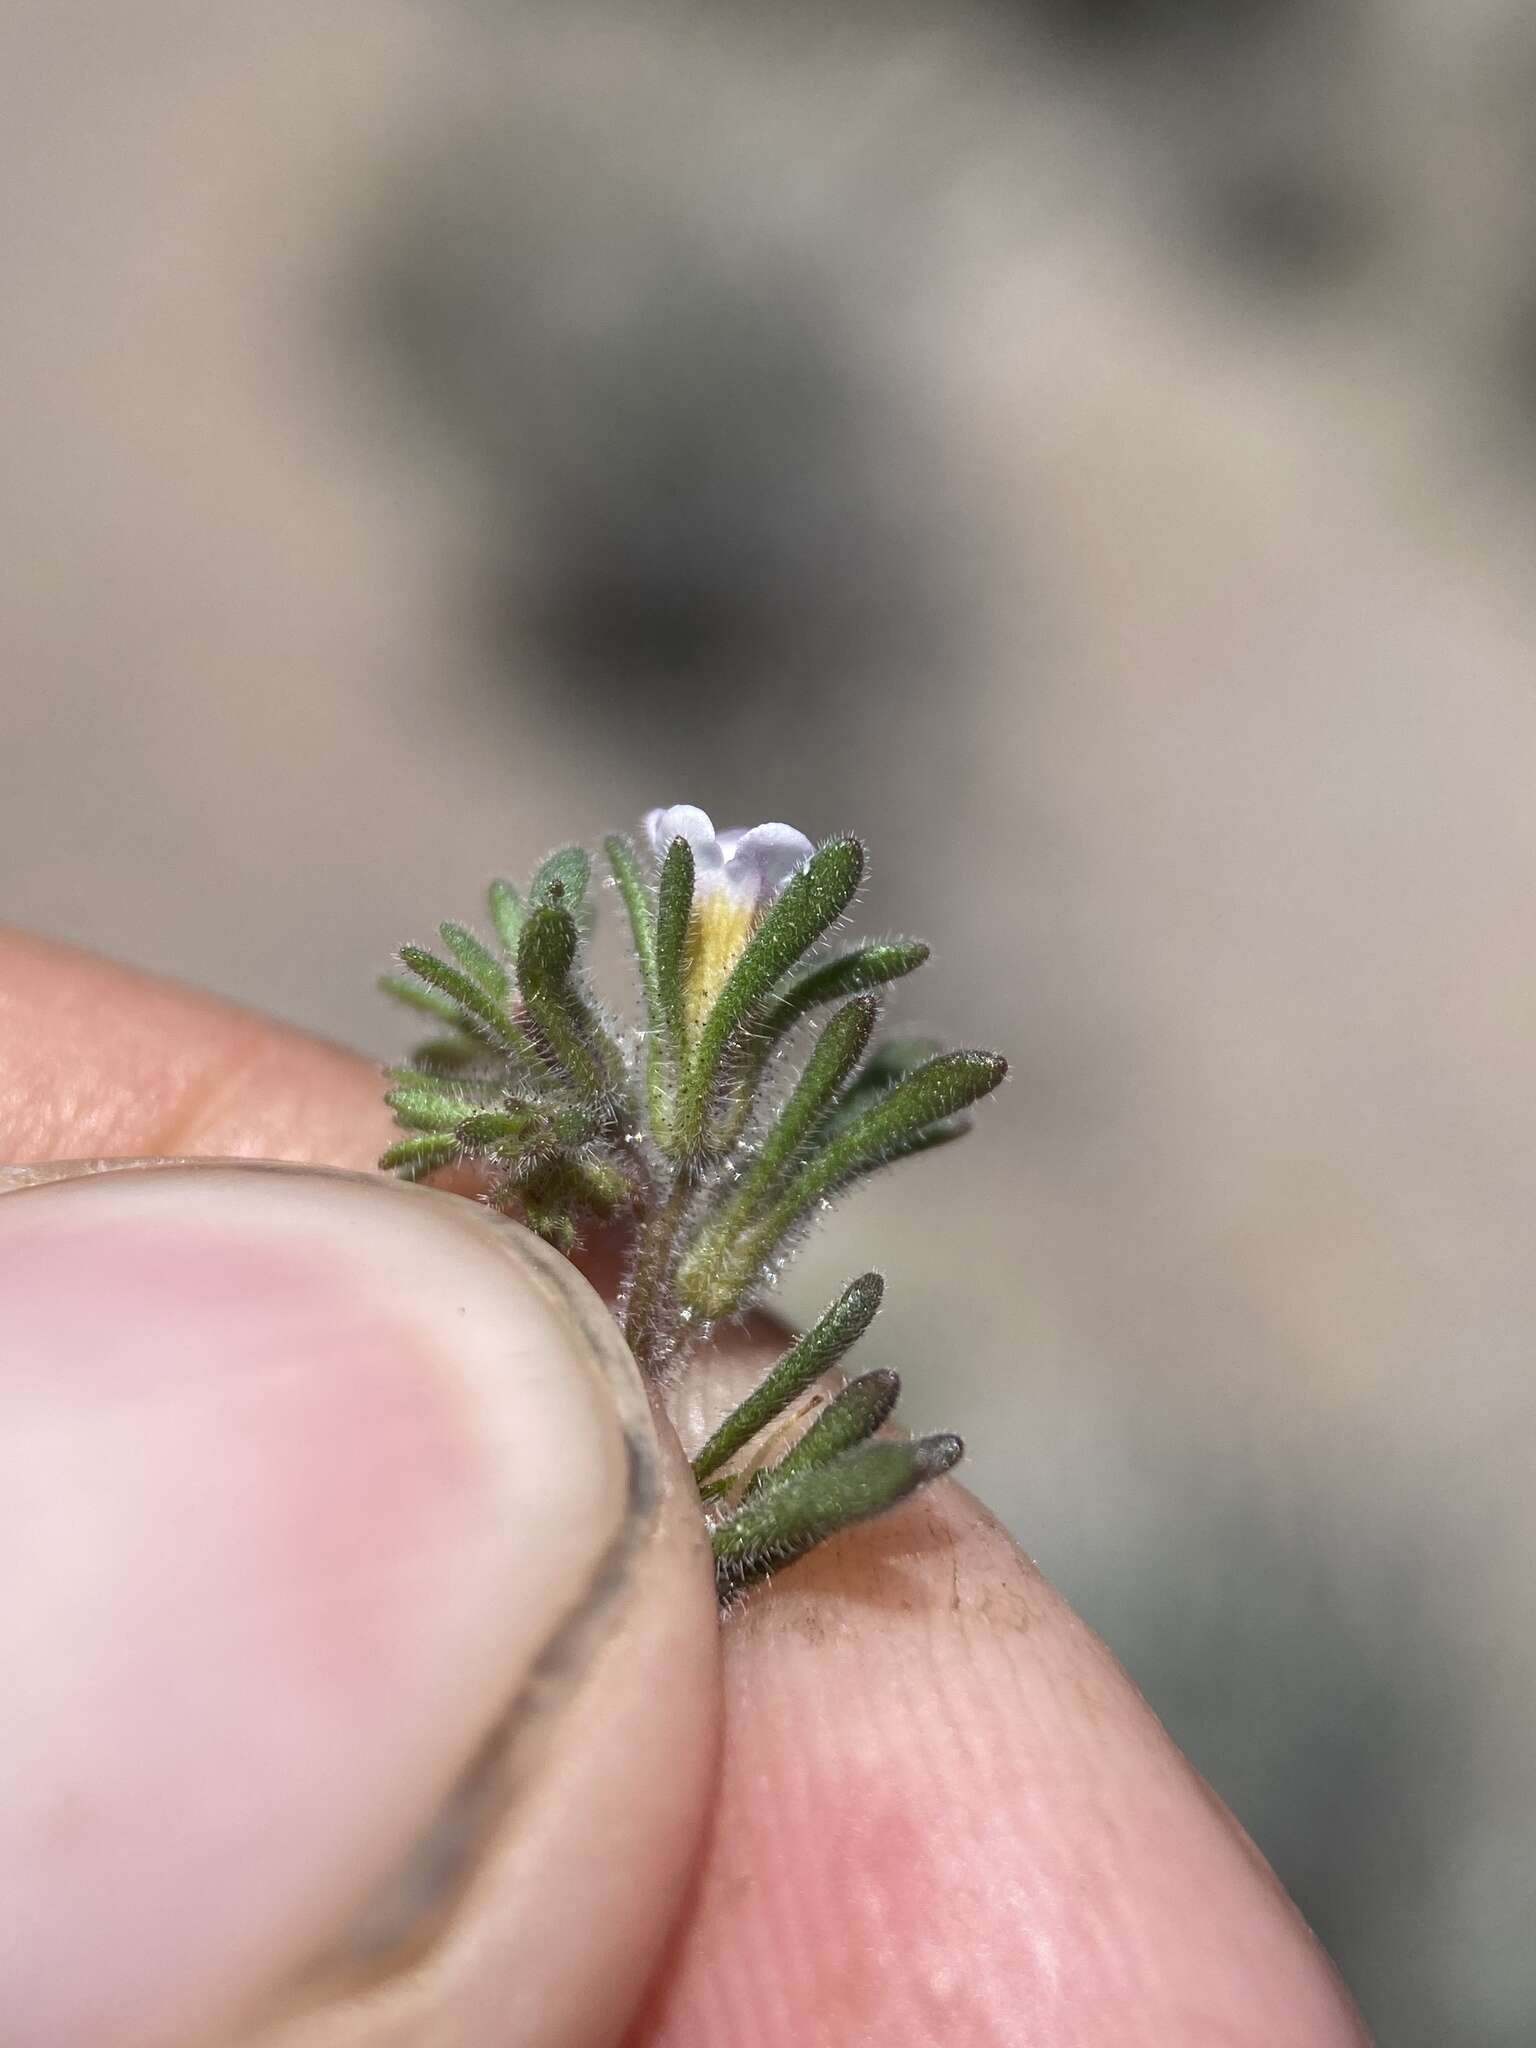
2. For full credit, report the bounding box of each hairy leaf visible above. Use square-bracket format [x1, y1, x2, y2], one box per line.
[396, 946, 530, 1061]
[691, 1273, 884, 1482]
[712, 1434, 963, 1595]
[440, 921, 509, 1001]
[529, 845, 593, 933]
[377, 1133, 459, 1180]
[487, 878, 524, 953]
[385, 1086, 469, 1134]
[679, 1051, 1006, 1315]
[516, 905, 624, 1102]
[742, 1369, 902, 1496]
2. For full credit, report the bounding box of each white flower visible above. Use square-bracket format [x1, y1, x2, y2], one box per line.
[644, 805, 814, 1031]
[643, 805, 813, 909]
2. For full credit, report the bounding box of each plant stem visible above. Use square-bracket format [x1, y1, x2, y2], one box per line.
[622, 1169, 697, 1375]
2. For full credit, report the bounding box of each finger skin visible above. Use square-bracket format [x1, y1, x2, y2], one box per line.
[0, 1164, 718, 2048]
[231, 1190, 721, 2048]
[648, 1359, 1369, 2046]
[0, 931, 1369, 2044]
[0, 928, 390, 1167]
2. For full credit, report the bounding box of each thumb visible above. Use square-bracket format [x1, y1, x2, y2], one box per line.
[0, 1161, 718, 2048]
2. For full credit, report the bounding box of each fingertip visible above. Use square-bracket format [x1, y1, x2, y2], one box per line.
[0, 1163, 718, 2048]
[638, 1463, 1368, 2047]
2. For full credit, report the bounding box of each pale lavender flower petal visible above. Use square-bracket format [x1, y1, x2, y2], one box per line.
[645, 805, 723, 877]
[721, 823, 815, 905]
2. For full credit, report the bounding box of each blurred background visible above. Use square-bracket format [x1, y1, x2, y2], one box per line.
[4, 2, 1535, 2036]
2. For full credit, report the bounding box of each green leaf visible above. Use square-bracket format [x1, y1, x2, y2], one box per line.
[515, 906, 624, 1102]
[440, 921, 509, 1001]
[567, 1157, 637, 1213]
[516, 901, 579, 989]
[521, 1190, 578, 1250]
[678, 836, 866, 1152]
[819, 1050, 1006, 1164]
[678, 1050, 1006, 1316]
[377, 972, 463, 1026]
[385, 1085, 468, 1134]
[548, 1102, 605, 1146]
[378, 1132, 459, 1180]
[743, 1369, 902, 1496]
[402, 1034, 483, 1074]
[487, 878, 524, 953]
[654, 832, 694, 1079]
[737, 997, 876, 1189]
[823, 1035, 945, 1133]
[386, 1064, 496, 1096]
[606, 832, 677, 1144]
[853, 1115, 970, 1169]
[688, 998, 877, 1274]
[691, 1273, 884, 1483]
[768, 941, 929, 1030]
[529, 846, 593, 934]
[396, 946, 530, 1062]
[715, 947, 930, 1153]
[516, 1151, 634, 1247]
[454, 1108, 540, 1151]
[712, 1433, 963, 1595]
[604, 834, 662, 1033]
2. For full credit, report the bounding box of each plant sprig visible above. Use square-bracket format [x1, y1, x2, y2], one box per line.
[379, 806, 1006, 1600]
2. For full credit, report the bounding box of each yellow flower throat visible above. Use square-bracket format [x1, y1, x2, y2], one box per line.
[683, 889, 758, 1038]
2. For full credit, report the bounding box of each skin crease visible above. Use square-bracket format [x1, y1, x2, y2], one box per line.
[0, 927, 1371, 2046]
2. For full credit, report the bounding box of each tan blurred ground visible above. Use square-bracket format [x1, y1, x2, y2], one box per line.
[3, 4, 1534, 2039]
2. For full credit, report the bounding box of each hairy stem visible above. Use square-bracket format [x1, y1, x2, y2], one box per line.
[622, 1170, 697, 1376]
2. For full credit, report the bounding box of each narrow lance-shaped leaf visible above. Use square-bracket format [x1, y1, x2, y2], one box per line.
[679, 1051, 1007, 1316]
[691, 1272, 884, 1483]
[518, 1152, 635, 1249]
[440, 921, 509, 1001]
[378, 1132, 460, 1180]
[767, 1049, 1002, 1207]
[385, 1085, 471, 1134]
[746, 997, 877, 1186]
[567, 1157, 637, 1212]
[454, 1108, 541, 1151]
[517, 900, 578, 982]
[377, 972, 464, 1026]
[487, 878, 524, 954]
[519, 1163, 579, 1251]
[821, 1036, 944, 1136]
[397, 945, 531, 1061]
[678, 836, 866, 1152]
[398, 1035, 484, 1075]
[765, 941, 929, 1034]
[386, 1064, 499, 1097]
[604, 834, 663, 1043]
[691, 998, 877, 1265]
[515, 906, 626, 1102]
[849, 1114, 970, 1171]
[529, 846, 593, 934]
[607, 833, 677, 1144]
[653, 834, 695, 1118]
[712, 1434, 963, 1596]
[742, 1368, 902, 1497]
[717, 942, 931, 1148]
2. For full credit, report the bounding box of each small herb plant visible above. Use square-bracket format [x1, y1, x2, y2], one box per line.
[379, 805, 1006, 1601]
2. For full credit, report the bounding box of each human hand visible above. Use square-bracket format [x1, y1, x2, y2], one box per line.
[0, 930, 1369, 2046]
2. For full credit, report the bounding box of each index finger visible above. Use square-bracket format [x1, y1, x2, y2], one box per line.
[0, 928, 390, 1165]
